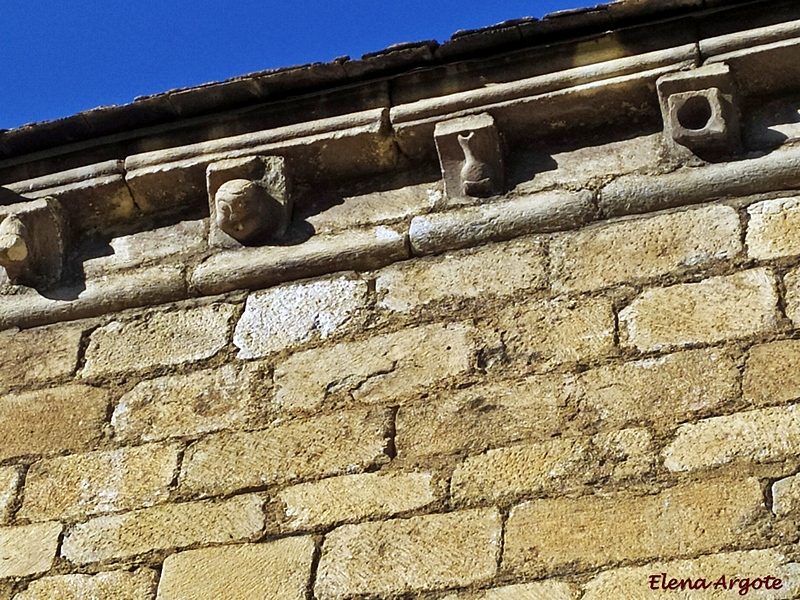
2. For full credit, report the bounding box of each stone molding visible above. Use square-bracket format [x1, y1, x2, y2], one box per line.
[2, 4, 800, 330]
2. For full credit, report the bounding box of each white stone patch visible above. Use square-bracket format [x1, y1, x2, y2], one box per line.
[747, 197, 800, 260]
[0, 467, 20, 524]
[234, 275, 368, 359]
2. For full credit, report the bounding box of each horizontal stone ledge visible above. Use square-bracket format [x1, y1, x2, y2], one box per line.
[708, 36, 800, 97]
[599, 144, 800, 218]
[125, 108, 389, 170]
[124, 109, 397, 213]
[391, 44, 697, 126]
[409, 190, 595, 256]
[700, 17, 800, 57]
[4, 159, 125, 194]
[394, 61, 692, 159]
[191, 224, 409, 296]
[3, 160, 137, 234]
[0, 265, 186, 331]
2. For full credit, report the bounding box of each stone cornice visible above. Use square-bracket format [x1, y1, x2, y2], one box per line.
[2, 0, 800, 331]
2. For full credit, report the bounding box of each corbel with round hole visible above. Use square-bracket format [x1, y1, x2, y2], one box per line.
[657, 64, 742, 162]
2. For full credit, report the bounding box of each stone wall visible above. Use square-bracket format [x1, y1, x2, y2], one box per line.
[2, 193, 800, 598]
[4, 1, 800, 598]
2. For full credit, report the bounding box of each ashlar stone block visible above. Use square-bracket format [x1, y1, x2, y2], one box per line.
[0, 467, 19, 524]
[156, 538, 314, 600]
[664, 404, 800, 472]
[82, 304, 235, 378]
[180, 407, 391, 497]
[61, 494, 264, 564]
[0, 385, 108, 461]
[0, 323, 83, 392]
[276, 471, 438, 531]
[113, 363, 269, 443]
[233, 274, 368, 358]
[0, 522, 62, 578]
[15, 569, 158, 600]
[20, 443, 179, 522]
[315, 508, 501, 599]
[273, 323, 474, 410]
[504, 477, 766, 576]
[620, 268, 780, 352]
[747, 197, 800, 260]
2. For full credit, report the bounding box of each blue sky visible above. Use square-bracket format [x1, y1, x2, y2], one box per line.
[0, 1, 593, 130]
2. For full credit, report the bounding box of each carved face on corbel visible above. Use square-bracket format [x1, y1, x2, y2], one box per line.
[207, 155, 293, 249]
[214, 179, 274, 243]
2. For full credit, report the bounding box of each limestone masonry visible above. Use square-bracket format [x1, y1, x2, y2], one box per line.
[4, 0, 800, 598]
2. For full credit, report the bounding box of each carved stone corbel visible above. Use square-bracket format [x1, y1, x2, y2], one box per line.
[0, 197, 67, 289]
[434, 113, 504, 203]
[206, 156, 293, 249]
[657, 64, 741, 161]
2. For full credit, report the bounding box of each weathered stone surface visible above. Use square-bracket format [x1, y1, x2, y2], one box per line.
[578, 348, 739, 430]
[277, 472, 438, 531]
[124, 108, 396, 215]
[451, 428, 652, 504]
[0, 522, 62, 578]
[234, 274, 368, 358]
[156, 538, 314, 600]
[772, 474, 800, 518]
[743, 340, 800, 408]
[192, 225, 408, 296]
[0, 468, 19, 524]
[376, 236, 546, 311]
[15, 569, 158, 600]
[498, 296, 615, 369]
[583, 549, 800, 599]
[9, 166, 138, 235]
[551, 205, 741, 293]
[315, 508, 501, 599]
[409, 190, 594, 256]
[783, 266, 800, 327]
[746, 197, 800, 260]
[273, 323, 474, 410]
[664, 404, 800, 472]
[84, 219, 206, 276]
[0, 385, 108, 461]
[20, 443, 179, 522]
[0, 323, 82, 391]
[516, 134, 661, 195]
[396, 374, 575, 459]
[82, 304, 235, 378]
[181, 407, 391, 497]
[599, 145, 800, 219]
[441, 581, 578, 600]
[61, 494, 264, 564]
[620, 268, 780, 352]
[112, 363, 269, 443]
[0, 264, 187, 331]
[0, 198, 67, 289]
[504, 477, 766, 576]
[304, 179, 440, 235]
